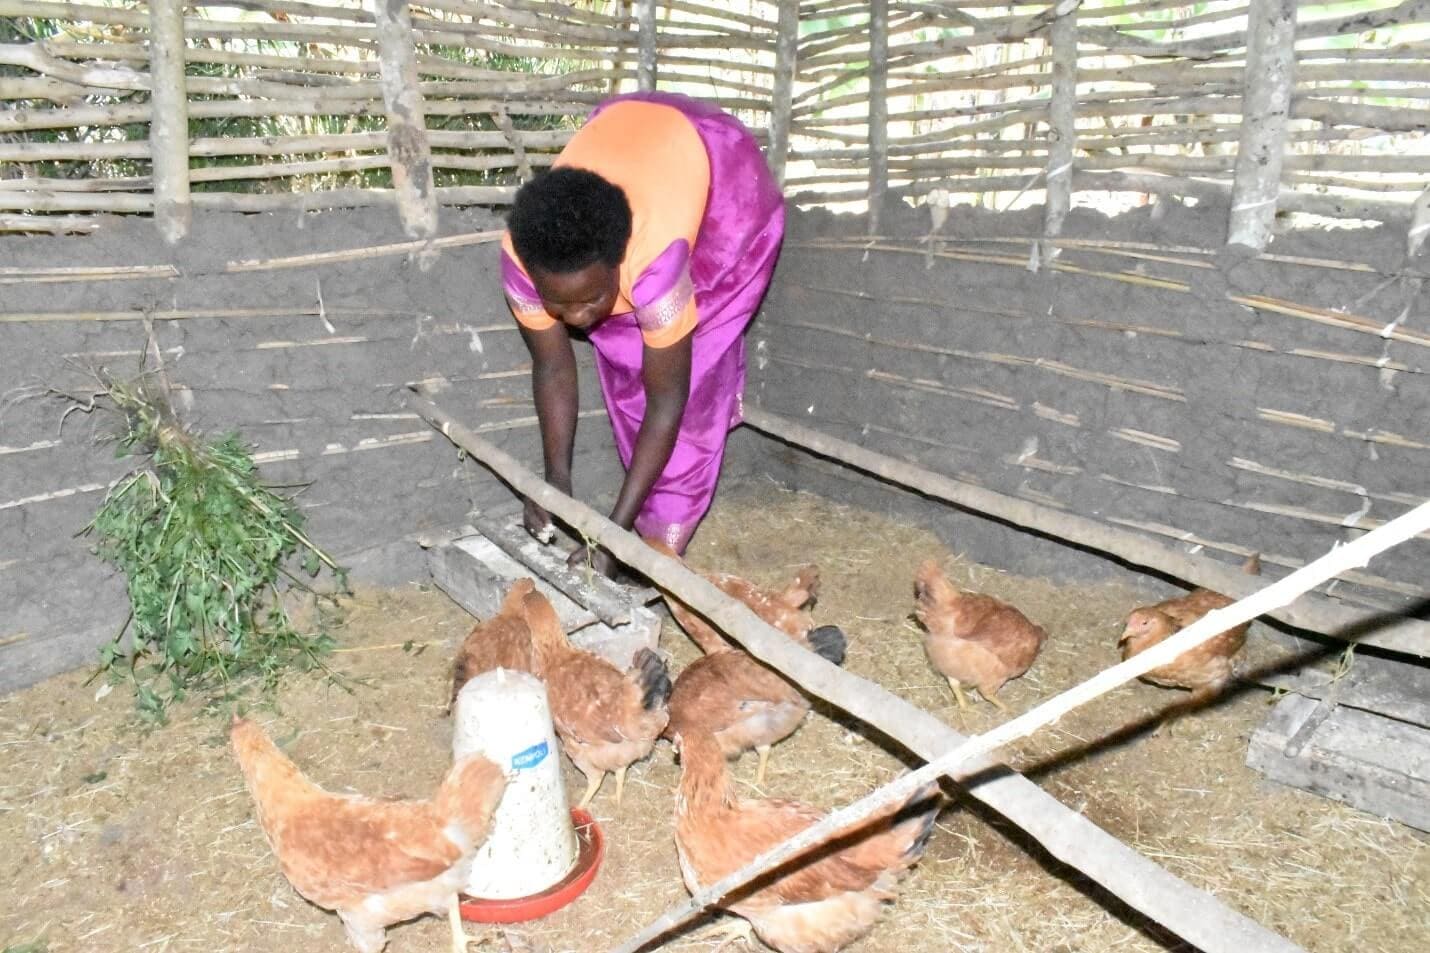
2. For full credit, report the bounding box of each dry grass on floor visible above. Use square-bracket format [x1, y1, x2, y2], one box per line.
[1, 485, 1426, 953]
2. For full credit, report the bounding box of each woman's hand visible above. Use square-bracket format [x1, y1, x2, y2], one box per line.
[523, 497, 556, 544]
[568, 542, 620, 580]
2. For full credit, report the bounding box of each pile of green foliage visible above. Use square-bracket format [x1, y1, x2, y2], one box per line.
[83, 371, 348, 720]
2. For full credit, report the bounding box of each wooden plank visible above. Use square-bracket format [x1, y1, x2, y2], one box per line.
[867, 0, 888, 235]
[468, 509, 657, 626]
[637, 0, 658, 91]
[372, 0, 439, 239]
[1247, 693, 1430, 832]
[1040, 1, 1078, 268]
[740, 407, 1430, 659]
[409, 389, 1309, 953]
[1226, 0, 1297, 250]
[1257, 646, 1430, 728]
[148, 0, 190, 244]
[767, 0, 798, 185]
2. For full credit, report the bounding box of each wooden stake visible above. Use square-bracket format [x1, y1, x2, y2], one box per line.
[741, 408, 1430, 659]
[1040, 0, 1079, 268]
[867, 0, 889, 235]
[373, 0, 438, 240]
[148, 0, 190, 245]
[768, 0, 799, 185]
[615, 500, 1430, 953]
[1227, 0, 1297, 250]
[405, 391, 1308, 953]
[637, 0, 658, 91]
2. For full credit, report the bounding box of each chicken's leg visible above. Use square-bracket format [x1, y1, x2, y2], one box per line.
[447, 892, 482, 953]
[614, 765, 628, 807]
[947, 677, 969, 710]
[702, 917, 754, 952]
[979, 688, 1011, 713]
[577, 770, 605, 809]
[754, 744, 772, 787]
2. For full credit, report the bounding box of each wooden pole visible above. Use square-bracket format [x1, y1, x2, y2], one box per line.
[740, 407, 1430, 659]
[407, 390, 1309, 953]
[1040, 0, 1079, 268]
[637, 0, 658, 91]
[867, 0, 889, 235]
[768, 0, 799, 185]
[1227, 0, 1297, 250]
[148, 0, 190, 245]
[615, 499, 1430, 953]
[373, 0, 438, 239]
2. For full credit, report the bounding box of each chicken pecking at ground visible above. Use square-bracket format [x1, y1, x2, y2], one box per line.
[230, 717, 506, 953]
[672, 728, 941, 953]
[450, 576, 538, 709]
[1119, 553, 1261, 704]
[661, 554, 848, 785]
[522, 586, 672, 809]
[912, 559, 1046, 712]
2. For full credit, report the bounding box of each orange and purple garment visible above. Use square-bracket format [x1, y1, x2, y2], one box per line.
[501, 93, 785, 553]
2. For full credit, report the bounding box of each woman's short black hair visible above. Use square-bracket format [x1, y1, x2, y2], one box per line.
[507, 167, 632, 274]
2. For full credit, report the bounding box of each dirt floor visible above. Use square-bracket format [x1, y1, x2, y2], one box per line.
[1, 484, 1426, 953]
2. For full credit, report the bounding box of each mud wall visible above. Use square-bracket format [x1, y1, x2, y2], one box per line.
[0, 209, 628, 692]
[4, 200, 1426, 693]
[744, 200, 1428, 614]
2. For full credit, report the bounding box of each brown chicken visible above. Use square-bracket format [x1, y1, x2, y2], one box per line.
[522, 587, 672, 808]
[230, 717, 506, 953]
[1119, 553, 1260, 703]
[663, 559, 847, 785]
[662, 554, 825, 655]
[672, 728, 940, 953]
[450, 577, 538, 708]
[913, 559, 1046, 712]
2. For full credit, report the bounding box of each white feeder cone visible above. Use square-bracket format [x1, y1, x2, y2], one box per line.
[453, 668, 579, 899]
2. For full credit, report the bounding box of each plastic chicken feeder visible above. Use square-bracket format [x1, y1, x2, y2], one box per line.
[452, 669, 604, 921]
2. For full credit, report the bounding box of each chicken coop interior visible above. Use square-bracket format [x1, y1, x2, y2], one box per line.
[2, 2, 1428, 953]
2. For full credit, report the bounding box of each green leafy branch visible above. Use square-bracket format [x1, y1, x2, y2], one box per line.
[62, 366, 350, 721]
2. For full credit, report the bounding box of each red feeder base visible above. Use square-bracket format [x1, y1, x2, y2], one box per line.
[458, 808, 605, 924]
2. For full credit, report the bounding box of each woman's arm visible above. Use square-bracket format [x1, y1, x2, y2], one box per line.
[612, 334, 692, 530]
[574, 333, 692, 577]
[518, 320, 578, 538]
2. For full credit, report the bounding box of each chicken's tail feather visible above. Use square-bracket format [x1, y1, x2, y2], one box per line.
[782, 565, 821, 609]
[632, 647, 673, 711]
[805, 624, 848, 667]
[846, 778, 942, 873]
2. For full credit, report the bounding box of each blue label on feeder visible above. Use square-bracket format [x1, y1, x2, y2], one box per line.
[511, 741, 549, 771]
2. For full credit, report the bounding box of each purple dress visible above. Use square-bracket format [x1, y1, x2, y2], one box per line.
[505, 92, 786, 553]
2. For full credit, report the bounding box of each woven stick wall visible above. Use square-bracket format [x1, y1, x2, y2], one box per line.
[0, 0, 777, 239]
[782, 0, 1430, 251]
[3, 2, 1427, 249]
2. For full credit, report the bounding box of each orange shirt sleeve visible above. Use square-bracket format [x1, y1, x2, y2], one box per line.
[500, 231, 556, 332]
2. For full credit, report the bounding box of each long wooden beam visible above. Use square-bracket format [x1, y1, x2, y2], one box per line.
[408, 389, 1304, 953]
[741, 407, 1430, 659]
[614, 497, 1430, 953]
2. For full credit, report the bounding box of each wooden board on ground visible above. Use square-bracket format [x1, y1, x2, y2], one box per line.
[1256, 648, 1430, 728]
[425, 518, 662, 669]
[469, 508, 660, 626]
[1247, 692, 1430, 833]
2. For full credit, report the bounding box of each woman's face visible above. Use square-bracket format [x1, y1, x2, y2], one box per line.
[530, 262, 620, 331]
